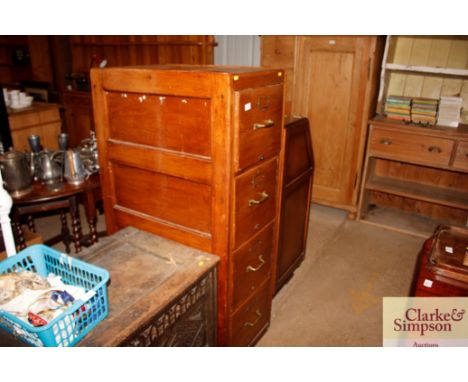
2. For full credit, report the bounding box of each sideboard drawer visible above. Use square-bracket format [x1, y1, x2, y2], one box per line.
[369, 127, 454, 167]
[229, 280, 271, 346]
[234, 158, 278, 248]
[234, 84, 282, 172]
[231, 223, 273, 311]
[452, 141, 468, 171]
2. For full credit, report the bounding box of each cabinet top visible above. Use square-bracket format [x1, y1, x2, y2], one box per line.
[7, 102, 61, 117]
[370, 116, 468, 140]
[92, 65, 285, 94]
[96, 64, 282, 75]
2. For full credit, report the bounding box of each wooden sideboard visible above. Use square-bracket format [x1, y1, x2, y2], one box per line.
[91, 65, 285, 346]
[8, 102, 61, 151]
[358, 117, 468, 237]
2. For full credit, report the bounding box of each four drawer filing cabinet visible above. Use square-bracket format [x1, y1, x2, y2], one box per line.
[91, 65, 285, 346]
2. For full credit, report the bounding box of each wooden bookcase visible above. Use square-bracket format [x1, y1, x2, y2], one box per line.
[376, 36, 468, 124]
[358, 36, 468, 237]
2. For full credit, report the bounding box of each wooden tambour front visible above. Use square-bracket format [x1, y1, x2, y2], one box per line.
[91, 65, 285, 346]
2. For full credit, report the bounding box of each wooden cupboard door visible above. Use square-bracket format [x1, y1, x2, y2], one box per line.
[292, 36, 373, 209]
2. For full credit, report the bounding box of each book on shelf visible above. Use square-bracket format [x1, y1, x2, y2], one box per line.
[437, 96, 463, 128]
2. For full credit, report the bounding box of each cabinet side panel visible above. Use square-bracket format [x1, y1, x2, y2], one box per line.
[107, 92, 211, 157]
[111, 163, 212, 234]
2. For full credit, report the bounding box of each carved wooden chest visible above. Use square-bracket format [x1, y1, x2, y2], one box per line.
[77, 226, 219, 346]
[91, 65, 285, 345]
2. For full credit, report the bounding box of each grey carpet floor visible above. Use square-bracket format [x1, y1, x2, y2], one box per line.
[257, 204, 425, 346]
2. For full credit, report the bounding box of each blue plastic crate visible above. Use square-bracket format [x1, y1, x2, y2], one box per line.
[0, 244, 109, 347]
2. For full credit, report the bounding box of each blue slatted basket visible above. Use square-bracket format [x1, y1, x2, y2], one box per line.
[0, 244, 109, 347]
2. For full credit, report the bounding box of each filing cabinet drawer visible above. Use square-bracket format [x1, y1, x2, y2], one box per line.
[229, 280, 271, 346]
[452, 141, 468, 171]
[369, 127, 454, 167]
[234, 158, 278, 248]
[234, 84, 283, 172]
[231, 223, 273, 311]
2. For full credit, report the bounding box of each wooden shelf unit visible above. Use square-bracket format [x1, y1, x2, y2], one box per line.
[366, 174, 468, 211]
[358, 118, 468, 237]
[377, 36, 468, 124]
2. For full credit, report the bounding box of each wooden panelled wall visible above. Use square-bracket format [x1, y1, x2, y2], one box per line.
[385, 36, 468, 123]
[70, 36, 215, 73]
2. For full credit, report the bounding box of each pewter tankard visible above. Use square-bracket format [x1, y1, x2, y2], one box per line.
[0, 149, 33, 197]
[64, 148, 87, 185]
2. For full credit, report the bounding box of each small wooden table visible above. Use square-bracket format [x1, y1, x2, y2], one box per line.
[11, 173, 102, 253]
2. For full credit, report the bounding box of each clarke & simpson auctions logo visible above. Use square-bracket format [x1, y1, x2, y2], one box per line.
[393, 308, 465, 336]
[383, 297, 468, 347]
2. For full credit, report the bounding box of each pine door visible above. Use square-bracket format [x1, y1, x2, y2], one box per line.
[292, 36, 376, 211]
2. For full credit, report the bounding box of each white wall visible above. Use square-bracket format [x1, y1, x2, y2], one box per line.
[214, 35, 261, 66]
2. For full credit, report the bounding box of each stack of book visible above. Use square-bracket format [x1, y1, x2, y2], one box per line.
[437, 96, 463, 128]
[411, 98, 438, 125]
[384, 96, 411, 121]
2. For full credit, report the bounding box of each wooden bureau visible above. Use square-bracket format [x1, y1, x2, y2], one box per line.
[90, 65, 285, 346]
[358, 117, 468, 237]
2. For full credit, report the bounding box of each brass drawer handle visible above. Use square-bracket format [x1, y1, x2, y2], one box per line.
[379, 138, 392, 145]
[248, 191, 269, 206]
[246, 255, 265, 272]
[244, 310, 262, 327]
[253, 120, 275, 130]
[428, 146, 442, 154]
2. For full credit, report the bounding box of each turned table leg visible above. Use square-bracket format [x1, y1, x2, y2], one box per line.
[82, 187, 98, 245]
[69, 196, 83, 253]
[60, 209, 71, 254]
[26, 215, 36, 233]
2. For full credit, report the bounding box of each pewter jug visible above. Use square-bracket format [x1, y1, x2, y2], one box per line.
[0, 149, 33, 197]
[64, 148, 87, 185]
[38, 150, 63, 187]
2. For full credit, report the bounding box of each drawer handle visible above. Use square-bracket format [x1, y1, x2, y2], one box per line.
[253, 120, 275, 130]
[428, 146, 442, 154]
[248, 191, 270, 206]
[246, 255, 265, 272]
[244, 310, 262, 327]
[379, 138, 392, 145]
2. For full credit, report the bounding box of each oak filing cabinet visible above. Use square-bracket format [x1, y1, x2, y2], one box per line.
[91, 65, 285, 346]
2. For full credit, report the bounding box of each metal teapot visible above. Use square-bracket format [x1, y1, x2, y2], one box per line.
[0, 148, 33, 197]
